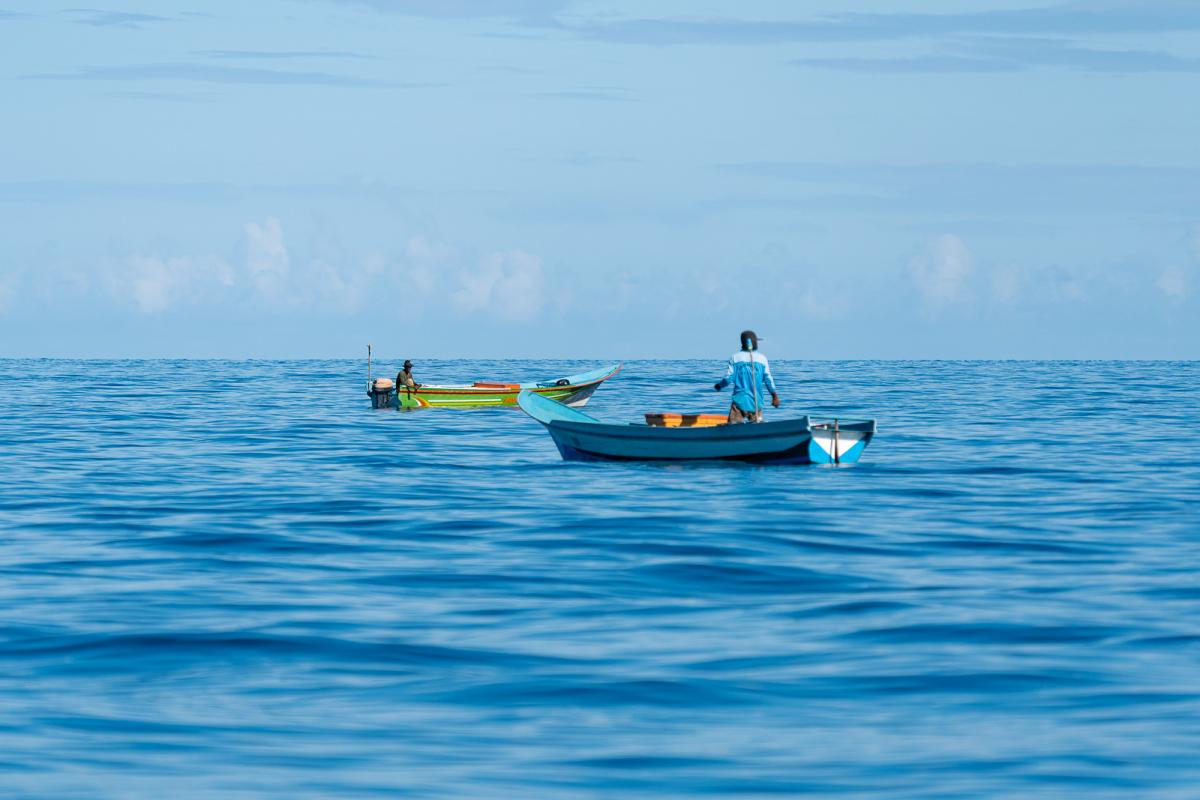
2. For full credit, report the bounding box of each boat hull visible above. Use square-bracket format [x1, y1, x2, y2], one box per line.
[397, 381, 600, 410]
[546, 417, 817, 463]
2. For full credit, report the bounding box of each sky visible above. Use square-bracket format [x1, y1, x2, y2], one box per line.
[1, 0, 1198, 359]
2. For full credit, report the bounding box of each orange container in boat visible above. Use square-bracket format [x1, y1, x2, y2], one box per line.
[644, 413, 727, 428]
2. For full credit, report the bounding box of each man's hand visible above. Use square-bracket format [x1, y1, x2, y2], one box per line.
[771, 394, 781, 408]
[713, 382, 723, 391]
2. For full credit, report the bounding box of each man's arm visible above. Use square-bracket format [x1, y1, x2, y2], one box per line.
[714, 358, 734, 391]
[762, 357, 780, 407]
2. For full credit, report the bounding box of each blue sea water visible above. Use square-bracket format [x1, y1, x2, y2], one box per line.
[1, 359, 1198, 798]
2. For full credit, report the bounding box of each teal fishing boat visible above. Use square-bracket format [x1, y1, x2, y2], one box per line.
[518, 391, 876, 465]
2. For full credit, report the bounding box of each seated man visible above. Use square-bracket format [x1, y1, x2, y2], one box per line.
[714, 330, 780, 423]
[396, 359, 422, 390]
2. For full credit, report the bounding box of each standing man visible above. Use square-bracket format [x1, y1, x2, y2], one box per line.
[396, 359, 421, 390]
[714, 330, 780, 423]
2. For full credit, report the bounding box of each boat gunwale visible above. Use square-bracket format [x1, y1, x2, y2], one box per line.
[809, 418, 878, 433]
[547, 416, 817, 442]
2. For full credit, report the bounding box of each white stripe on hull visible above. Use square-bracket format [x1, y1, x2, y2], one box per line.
[810, 430, 865, 457]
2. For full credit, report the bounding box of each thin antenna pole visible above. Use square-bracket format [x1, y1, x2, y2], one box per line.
[368, 344, 372, 383]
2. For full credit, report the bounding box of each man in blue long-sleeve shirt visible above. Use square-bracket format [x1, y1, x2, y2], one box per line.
[714, 330, 780, 423]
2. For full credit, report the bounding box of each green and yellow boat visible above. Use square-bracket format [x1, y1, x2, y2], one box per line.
[368, 363, 621, 410]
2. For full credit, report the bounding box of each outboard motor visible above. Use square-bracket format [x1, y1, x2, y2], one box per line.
[368, 377, 396, 409]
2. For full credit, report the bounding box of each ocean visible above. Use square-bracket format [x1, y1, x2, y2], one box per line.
[1, 359, 1198, 798]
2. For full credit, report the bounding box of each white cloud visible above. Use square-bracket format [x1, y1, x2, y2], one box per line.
[238, 225, 461, 314]
[239, 217, 383, 312]
[10, 217, 552, 324]
[131, 256, 171, 313]
[1157, 264, 1188, 302]
[127, 254, 235, 313]
[303, 236, 456, 317]
[796, 287, 847, 320]
[692, 244, 850, 322]
[1058, 279, 1084, 301]
[306, 255, 388, 314]
[1036, 267, 1085, 303]
[909, 234, 974, 309]
[990, 265, 1020, 304]
[452, 249, 544, 322]
[403, 235, 453, 297]
[243, 217, 289, 300]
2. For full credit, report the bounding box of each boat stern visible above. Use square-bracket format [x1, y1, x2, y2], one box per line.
[807, 419, 877, 465]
